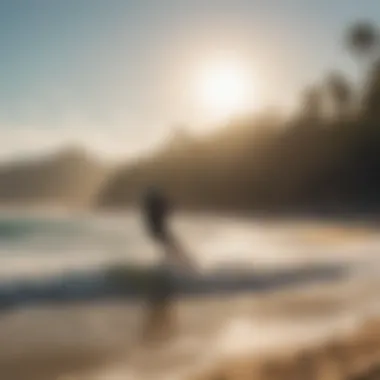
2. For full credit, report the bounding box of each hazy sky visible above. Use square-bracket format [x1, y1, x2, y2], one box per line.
[1, 0, 380, 160]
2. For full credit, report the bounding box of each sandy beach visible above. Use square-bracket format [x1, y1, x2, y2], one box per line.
[1, 272, 380, 380]
[192, 317, 380, 380]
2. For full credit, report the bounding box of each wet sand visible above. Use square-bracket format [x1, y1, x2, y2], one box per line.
[0, 274, 379, 380]
[192, 317, 380, 380]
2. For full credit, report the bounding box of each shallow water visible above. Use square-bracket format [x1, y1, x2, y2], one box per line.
[0, 211, 379, 379]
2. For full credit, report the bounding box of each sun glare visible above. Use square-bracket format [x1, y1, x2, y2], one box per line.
[196, 59, 257, 122]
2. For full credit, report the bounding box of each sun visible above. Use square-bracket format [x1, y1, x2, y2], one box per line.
[196, 59, 256, 122]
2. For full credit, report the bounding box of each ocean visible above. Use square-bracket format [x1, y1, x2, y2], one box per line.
[0, 211, 370, 280]
[0, 211, 379, 379]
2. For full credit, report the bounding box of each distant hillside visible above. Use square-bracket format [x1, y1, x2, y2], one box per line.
[0, 147, 109, 208]
[97, 117, 279, 211]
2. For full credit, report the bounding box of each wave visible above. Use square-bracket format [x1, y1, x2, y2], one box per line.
[0, 261, 349, 311]
[0, 216, 86, 241]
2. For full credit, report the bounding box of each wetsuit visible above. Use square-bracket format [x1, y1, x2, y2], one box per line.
[142, 188, 174, 304]
[143, 188, 170, 242]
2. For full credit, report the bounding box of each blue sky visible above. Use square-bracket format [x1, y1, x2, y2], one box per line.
[0, 0, 380, 160]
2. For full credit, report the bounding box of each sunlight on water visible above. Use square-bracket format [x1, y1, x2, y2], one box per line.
[0, 211, 377, 280]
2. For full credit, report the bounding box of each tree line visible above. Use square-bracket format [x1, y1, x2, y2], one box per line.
[98, 21, 380, 214]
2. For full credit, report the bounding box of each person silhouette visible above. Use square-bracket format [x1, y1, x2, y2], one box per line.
[141, 186, 195, 340]
[143, 186, 170, 244]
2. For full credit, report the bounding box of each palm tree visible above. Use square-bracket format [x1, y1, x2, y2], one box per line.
[301, 86, 324, 123]
[346, 21, 380, 76]
[326, 72, 352, 119]
[363, 59, 380, 118]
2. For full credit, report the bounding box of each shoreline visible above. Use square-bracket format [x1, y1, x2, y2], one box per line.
[190, 316, 380, 380]
[0, 271, 379, 380]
